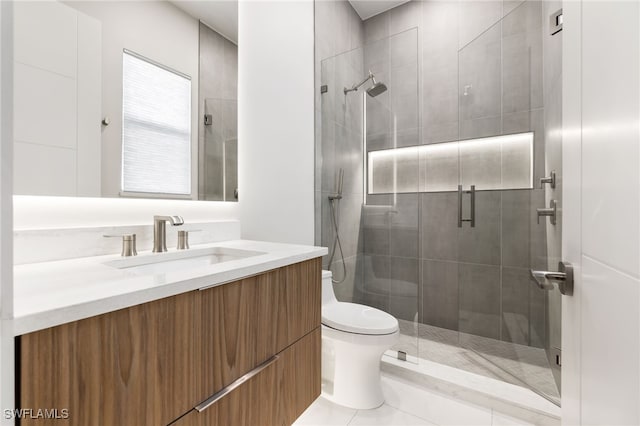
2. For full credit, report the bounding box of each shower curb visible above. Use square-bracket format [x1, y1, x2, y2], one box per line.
[381, 355, 561, 425]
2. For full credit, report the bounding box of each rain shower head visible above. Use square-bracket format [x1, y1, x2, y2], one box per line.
[366, 80, 387, 97]
[344, 71, 387, 97]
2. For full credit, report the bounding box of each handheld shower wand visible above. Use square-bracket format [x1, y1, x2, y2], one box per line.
[329, 169, 344, 201]
[328, 169, 347, 284]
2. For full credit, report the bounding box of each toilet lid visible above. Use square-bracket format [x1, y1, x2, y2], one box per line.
[322, 302, 399, 335]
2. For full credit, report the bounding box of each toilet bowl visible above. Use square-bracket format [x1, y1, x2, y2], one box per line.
[321, 270, 399, 409]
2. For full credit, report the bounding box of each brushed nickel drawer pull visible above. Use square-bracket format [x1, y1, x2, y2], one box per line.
[194, 355, 279, 412]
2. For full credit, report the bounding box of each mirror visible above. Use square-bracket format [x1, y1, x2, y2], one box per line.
[12, 0, 238, 201]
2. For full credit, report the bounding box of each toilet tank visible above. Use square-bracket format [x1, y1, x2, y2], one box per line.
[322, 270, 338, 305]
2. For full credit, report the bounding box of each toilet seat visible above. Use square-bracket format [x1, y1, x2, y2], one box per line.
[322, 302, 398, 335]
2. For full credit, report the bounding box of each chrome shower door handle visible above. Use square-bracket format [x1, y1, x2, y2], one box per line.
[457, 185, 476, 228]
[469, 185, 475, 227]
[530, 261, 574, 296]
[458, 185, 463, 228]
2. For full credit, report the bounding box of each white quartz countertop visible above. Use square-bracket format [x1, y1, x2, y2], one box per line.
[13, 240, 327, 336]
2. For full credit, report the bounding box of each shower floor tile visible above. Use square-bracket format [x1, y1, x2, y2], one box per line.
[392, 320, 560, 402]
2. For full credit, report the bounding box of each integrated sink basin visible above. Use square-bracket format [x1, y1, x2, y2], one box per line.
[104, 246, 266, 276]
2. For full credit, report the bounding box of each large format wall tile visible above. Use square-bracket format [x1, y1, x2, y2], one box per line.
[502, 0, 543, 116]
[458, 191, 501, 265]
[332, 254, 362, 304]
[389, 256, 420, 321]
[363, 194, 392, 256]
[458, 263, 501, 339]
[389, 0, 422, 36]
[420, 141, 460, 192]
[360, 254, 391, 311]
[459, 134, 502, 189]
[530, 189, 548, 270]
[421, 192, 459, 261]
[421, 259, 459, 331]
[335, 123, 364, 196]
[501, 267, 531, 345]
[363, 12, 389, 44]
[422, 0, 459, 142]
[501, 190, 531, 268]
[459, 0, 502, 49]
[459, 24, 501, 122]
[389, 194, 419, 258]
[529, 269, 546, 349]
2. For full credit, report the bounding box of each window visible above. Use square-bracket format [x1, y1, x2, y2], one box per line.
[122, 50, 191, 195]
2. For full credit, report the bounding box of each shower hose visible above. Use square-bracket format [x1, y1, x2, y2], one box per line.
[327, 197, 347, 284]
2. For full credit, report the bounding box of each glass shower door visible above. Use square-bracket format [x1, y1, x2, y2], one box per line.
[199, 98, 238, 201]
[455, 3, 560, 404]
[362, 28, 421, 362]
[319, 34, 420, 363]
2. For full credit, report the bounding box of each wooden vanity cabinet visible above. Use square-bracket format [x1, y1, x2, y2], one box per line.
[19, 291, 199, 426]
[18, 258, 322, 426]
[196, 258, 321, 404]
[173, 329, 321, 426]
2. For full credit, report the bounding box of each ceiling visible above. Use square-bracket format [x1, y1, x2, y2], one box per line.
[170, 0, 238, 44]
[171, 0, 411, 43]
[348, 0, 410, 20]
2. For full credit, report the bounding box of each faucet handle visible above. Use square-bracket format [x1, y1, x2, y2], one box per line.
[540, 171, 556, 189]
[103, 234, 137, 257]
[177, 229, 201, 250]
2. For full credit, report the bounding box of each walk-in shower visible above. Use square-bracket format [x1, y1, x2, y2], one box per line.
[316, 0, 562, 408]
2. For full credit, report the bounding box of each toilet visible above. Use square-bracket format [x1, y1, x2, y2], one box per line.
[321, 270, 399, 409]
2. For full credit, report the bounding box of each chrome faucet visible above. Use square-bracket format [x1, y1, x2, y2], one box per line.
[153, 215, 184, 253]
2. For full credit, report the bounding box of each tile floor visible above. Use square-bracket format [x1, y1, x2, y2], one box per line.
[295, 374, 543, 426]
[392, 321, 560, 403]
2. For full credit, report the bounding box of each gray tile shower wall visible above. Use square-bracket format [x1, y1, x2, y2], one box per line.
[315, 0, 550, 349]
[315, 0, 365, 296]
[198, 23, 238, 201]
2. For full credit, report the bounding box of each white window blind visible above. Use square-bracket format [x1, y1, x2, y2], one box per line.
[122, 50, 191, 195]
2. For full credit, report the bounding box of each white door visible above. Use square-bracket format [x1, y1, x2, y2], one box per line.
[562, 1, 640, 424]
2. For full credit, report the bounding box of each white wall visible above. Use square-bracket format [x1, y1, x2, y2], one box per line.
[238, 0, 315, 245]
[562, 1, 640, 424]
[65, 1, 200, 199]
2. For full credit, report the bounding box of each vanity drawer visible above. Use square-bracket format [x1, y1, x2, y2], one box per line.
[173, 328, 321, 426]
[196, 258, 321, 402]
[18, 291, 199, 426]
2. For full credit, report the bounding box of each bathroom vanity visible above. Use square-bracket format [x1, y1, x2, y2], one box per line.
[13, 240, 325, 425]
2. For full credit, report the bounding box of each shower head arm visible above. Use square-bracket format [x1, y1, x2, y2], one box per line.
[343, 71, 375, 95]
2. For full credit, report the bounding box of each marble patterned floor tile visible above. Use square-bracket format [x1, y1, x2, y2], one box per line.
[349, 404, 436, 425]
[391, 320, 560, 400]
[294, 396, 357, 426]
